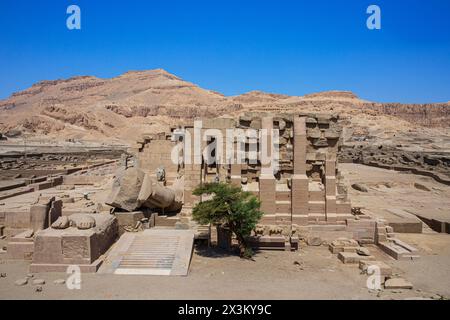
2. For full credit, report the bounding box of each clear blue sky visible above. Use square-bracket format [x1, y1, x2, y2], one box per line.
[1, 0, 449, 103]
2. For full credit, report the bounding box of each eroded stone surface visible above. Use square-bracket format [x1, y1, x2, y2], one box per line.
[15, 278, 28, 286]
[52, 216, 70, 229]
[385, 278, 413, 290]
[356, 247, 371, 256]
[32, 279, 45, 285]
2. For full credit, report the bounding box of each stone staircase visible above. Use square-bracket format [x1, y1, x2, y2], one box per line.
[99, 229, 195, 276]
[155, 214, 180, 227]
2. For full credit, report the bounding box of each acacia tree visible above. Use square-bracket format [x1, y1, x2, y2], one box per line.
[192, 182, 263, 258]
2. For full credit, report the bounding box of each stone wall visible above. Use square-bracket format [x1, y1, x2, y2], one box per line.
[133, 114, 353, 230]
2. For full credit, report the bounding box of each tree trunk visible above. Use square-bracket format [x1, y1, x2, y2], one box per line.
[235, 234, 248, 258]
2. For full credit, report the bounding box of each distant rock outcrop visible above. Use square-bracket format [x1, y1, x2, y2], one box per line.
[303, 91, 360, 100]
[0, 69, 448, 143]
[359, 102, 450, 127]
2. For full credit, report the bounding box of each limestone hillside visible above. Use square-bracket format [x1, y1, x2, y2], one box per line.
[0, 69, 449, 150]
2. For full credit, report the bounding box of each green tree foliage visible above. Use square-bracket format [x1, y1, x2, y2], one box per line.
[192, 182, 263, 257]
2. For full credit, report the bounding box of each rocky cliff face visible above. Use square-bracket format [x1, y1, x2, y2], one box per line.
[360, 103, 450, 127]
[0, 69, 448, 144]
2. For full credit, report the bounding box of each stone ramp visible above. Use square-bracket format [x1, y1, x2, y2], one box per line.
[378, 239, 419, 260]
[99, 229, 194, 276]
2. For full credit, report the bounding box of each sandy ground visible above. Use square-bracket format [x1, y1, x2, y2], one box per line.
[0, 242, 447, 300]
[340, 163, 450, 223]
[393, 233, 450, 296]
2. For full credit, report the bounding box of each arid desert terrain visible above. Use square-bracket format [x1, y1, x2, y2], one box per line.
[0, 69, 449, 300]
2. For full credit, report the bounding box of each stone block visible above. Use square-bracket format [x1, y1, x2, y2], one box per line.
[62, 235, 92, 264]
[356, 247, 371, 256]
[9, 229, 34, 242]
[306, 236, 322, 246]
[106, 167, 145, 212]
[248, 235, 286, 250]
[291, 215, 308, 225]
[336, 202, 351, 214]
[309, 190, 325, 201]
[115, 211, 145, 236]
[291, 175, 308, 215]
[63, 176, 102, 185]
[7, 241, 34, 260]
[49, 200, 63, 225]
[388, 221, 422, 233]
[326, 213, 337, 223]
[376, 233, 388, 243]
[3, 227, 30, 238]
[384, 278, 413, 290]
[325, 159, 336, 176]
[5, 211, 30, 229]
[325, 177, 336, 195]
[276, 201, 291, 213]
[325, 196, 336, 215]
[329, 238, 359, 253]
[30, 204, 50, 232]
[276, 191, 291, 201]
[308, 201, 325, 213]
[275, 213, 291, 225]
[338, 251, 375, 264]
[259, 215, 277, 225]
[378, 241, 420, 260]
[30, 214, 118, 273]
[338, 252, 360, 264]
[259, 176, 276, 215]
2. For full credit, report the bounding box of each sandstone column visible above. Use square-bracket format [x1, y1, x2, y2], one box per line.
[325, 154, 337, 223]
[229, 130, 242, 186]
[183, 126, 203, 210]
[230, 164, 242, 186]
[291, 117, 309, 225]
[259, 117, 276, 220]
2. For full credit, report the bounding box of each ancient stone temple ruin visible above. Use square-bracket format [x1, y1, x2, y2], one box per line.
[111, 113, 363, 251]
[2, 113, 416, 276]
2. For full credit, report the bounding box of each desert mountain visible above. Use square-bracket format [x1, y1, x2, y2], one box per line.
[0, 69, 449, 150]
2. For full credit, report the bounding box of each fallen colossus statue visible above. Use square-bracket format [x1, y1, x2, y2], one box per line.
[106, 167, 184, 212]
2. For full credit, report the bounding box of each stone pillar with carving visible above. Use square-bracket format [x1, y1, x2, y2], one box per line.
[325, 154, 337, 223]
[259, 117, 276, 221]
[291, 117, 309, 225]
[183, 126, 203, 211]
